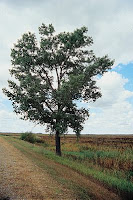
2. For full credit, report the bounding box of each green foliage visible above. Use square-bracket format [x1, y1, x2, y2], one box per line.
[20, 132, 36, 143]
[3, 23, 114, 155]
[3, 23, 114, 134]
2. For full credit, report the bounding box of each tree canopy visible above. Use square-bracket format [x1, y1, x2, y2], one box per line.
[3, 23, 114, 155]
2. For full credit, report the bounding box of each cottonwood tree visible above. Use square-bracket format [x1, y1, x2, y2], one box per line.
[3, 23, 114, 156]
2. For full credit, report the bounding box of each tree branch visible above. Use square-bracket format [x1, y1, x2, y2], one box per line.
[55, 68, 60, 89]
[41, 67, 55, 91]
[44, 100, 54, 113]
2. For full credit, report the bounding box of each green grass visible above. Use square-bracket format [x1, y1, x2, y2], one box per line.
[63, 150, 120, 160]
[64, 148, 133, 161]
[43, 151, 133, 195]
[2, 135, 133, 199]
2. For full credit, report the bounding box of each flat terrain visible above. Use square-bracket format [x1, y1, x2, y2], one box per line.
[0, 136, 121, 200]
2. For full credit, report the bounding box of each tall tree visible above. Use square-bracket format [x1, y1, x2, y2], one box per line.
[3, 23, 114, 156]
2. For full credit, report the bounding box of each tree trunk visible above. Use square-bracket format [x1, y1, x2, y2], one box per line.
[55, 131, 61, 156]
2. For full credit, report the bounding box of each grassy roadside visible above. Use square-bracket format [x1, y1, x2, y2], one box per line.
[2, 135, 133, 200]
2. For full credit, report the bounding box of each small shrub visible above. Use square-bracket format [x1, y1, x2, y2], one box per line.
[36, 137, 44, 143]
[20, 132, 36, 143]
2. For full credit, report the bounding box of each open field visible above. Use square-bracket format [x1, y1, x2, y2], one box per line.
[0, 133, 133, 199]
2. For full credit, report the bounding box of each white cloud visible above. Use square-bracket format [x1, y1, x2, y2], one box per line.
[0, 0, 133, 65]
[90, 71, 133, 108]
[83, 72, 133, 134]
[0, 109, 45, 133]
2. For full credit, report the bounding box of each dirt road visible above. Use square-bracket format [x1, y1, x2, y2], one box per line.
[0, 137, 121, 200]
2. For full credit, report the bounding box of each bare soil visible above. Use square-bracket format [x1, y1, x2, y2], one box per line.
[0, 137, 122, 200]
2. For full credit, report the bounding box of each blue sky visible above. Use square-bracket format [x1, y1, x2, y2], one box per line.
[0, 0, 133, 134]
[114, 63, 133, 90]
[114, 63, 133, 104]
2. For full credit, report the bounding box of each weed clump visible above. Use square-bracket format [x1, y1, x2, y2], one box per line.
[20, 132, 36, 143]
